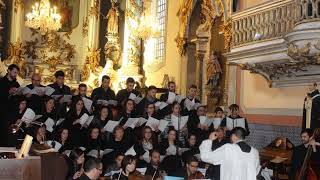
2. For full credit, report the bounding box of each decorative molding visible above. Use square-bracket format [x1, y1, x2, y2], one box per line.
[88, 0, 100, 19]
[219, 19, 232, 51]
[82, 16, 89, 37]
[81, 47, 101, 81]
[14, 0, 23, 13]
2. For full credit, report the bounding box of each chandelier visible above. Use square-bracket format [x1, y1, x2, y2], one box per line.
[25, 0, 61, 34]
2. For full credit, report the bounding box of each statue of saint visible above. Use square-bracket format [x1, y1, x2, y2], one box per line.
[206, 52, 222, 87]
[302, 82, 320, 129]
[105, 0, 119, 34]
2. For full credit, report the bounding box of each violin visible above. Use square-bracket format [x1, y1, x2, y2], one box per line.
[188, 171, 205, 179]
[295, 128, 320, 180]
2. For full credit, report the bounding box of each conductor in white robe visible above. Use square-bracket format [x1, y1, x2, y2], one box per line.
[200, 127, 260, 180]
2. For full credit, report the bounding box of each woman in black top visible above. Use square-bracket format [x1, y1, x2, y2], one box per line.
[118, 99, 137, 126]
[90, 106, 112, 142]
[84, 127, 107, 154]
[65, 148, 85, 180]
[64, 97, 89, 147]
[56, 128, 72, 153]
[112, 155, 142, 180]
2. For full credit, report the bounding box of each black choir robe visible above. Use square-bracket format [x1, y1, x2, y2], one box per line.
[104, 135, 132, 163]
[25, 84, 45, 114]
[91, 86, 116, 109]
[302, 89, 320, 129]
[187, 112, 212, 142]
[180, 97, 201, 116]
[136, 97, 159, 117]
[116, 89, 141, 108]
[0, 75, 20, 146]
[145, 163, 161, 179]
[48, 82, 71, 119]
[220, 115, 250, 138]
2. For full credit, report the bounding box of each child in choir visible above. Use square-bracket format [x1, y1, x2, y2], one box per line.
[136, 85, 158, 116]
[180, 85, 201, 115]
[25, 73, 45, 114]
[104, 152, 124, 178]
[64, 148, 85, 180]
[116, 77, 141, 108]
[91, 75, 116, 110]
[64, 97, 89, 147]
[220, 104, 250, 138]
[112, 155, 142, 180]
[57, 128, 72, 153]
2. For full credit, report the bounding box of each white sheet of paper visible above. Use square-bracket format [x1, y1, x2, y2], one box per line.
[138, 117, 147, 126]
[22, 108, 36, 123]
[199, 116, 207, 125]
[108, 100, 118, 106]
[123, 118, 139, 129]
[103, 120, 120, 133]
[171, 115, 188, 130]
[79, 147, 86, 151]
[197, 168, 207, 177]
[142, 151, 150, 163]
[44, 86, 55, 96]
[136, 168, 147, 175]
[22, 87, 31, 95]
[155, 101, 161, 108]
[175, 95, 184, 103]
[87, 150, 103, 158]
[79, 113, 90, 125]
[56, 118, 65, 126]
[146, 117, 160, 131]
[45, 141, 62, 152]
[178, 148, 190, 155]
[125, 146, 136, 156]
[167, 92, 176, 104]
[159, 102, 168, 110]
[212, 118, 222, 129]
[63, 150, 71, 157]
[129, 93, 142, 104]
[184, 98, 195, 111]
[85, 116, 94, 126]
[82, 97, 93, 112]
[44, 118, 55, 132]
[52, 95, 62, 100]
[158, 120, 169, 132]
[103, 149, 113, 155]
[226, 117, 245, 130]
[31, 87, 45, 95]
[63, 95, 72, 103]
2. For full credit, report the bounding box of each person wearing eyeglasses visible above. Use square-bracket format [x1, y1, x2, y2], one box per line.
[78, 157, 103, 180]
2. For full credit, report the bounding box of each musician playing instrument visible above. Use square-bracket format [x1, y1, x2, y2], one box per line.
[171, 155, 204, 179]
[290, 129, 320, 180]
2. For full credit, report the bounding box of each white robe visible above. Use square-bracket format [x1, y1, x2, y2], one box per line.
[200, 140, 260, 180]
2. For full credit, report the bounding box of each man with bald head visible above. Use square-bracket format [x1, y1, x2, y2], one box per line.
[25, 73, 45, 114]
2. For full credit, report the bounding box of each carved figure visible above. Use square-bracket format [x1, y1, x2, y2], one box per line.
[105, 0, 119, 34]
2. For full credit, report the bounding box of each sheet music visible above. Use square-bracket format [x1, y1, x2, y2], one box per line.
[31, 86, 45, 95]
[184, 98, 195, 111]
[44, 86, 55, 96]
[97, 99, 118, 106]
[108, 100, 118, 106]
[175, 95, 184, 103]
[199, 116, 207, 125]
[146, 117, 160, 131]
[51, 95, 62, 100]
[21, 108, 36, 123]
[82, 97, 93, 112]
[136, 168, 147, 175]
[87, 149, 114, 158]
[56, 118, 65, 126]
[137, 117, 147, 126]
[158, 120, 169, 132]
[167, 92, 176, 104]
[102, 120, 120, 133]
[178, 148, 190, 155]
[142, 151, 150, 163]
[44, 118, 55, 132]
[212, 118, 222, 129]
[85, 116, 94, 126]
[45, 141, 62, 152]
[125, 146, 136, 156]
[123, 118, 140, 129]
[62, 150, 71, 157]
[226, 117, 245, 130]
[128, 93, 142, 104]
[21, 87, 31, 95]
[62, 95, 72, 103]
[171, 115, 188, 130]
[79, 113, 90, 125]
[159, 102, 169, 110]
[197, 168, 207, 177]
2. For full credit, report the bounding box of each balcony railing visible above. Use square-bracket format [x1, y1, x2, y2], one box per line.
[231, 0, 320, 47]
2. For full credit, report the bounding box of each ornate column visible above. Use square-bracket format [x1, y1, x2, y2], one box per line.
[118, 0, 143, 87]
[80, 0, 102, 88]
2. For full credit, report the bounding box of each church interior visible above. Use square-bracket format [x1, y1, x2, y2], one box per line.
[0, 0, 319, 179]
